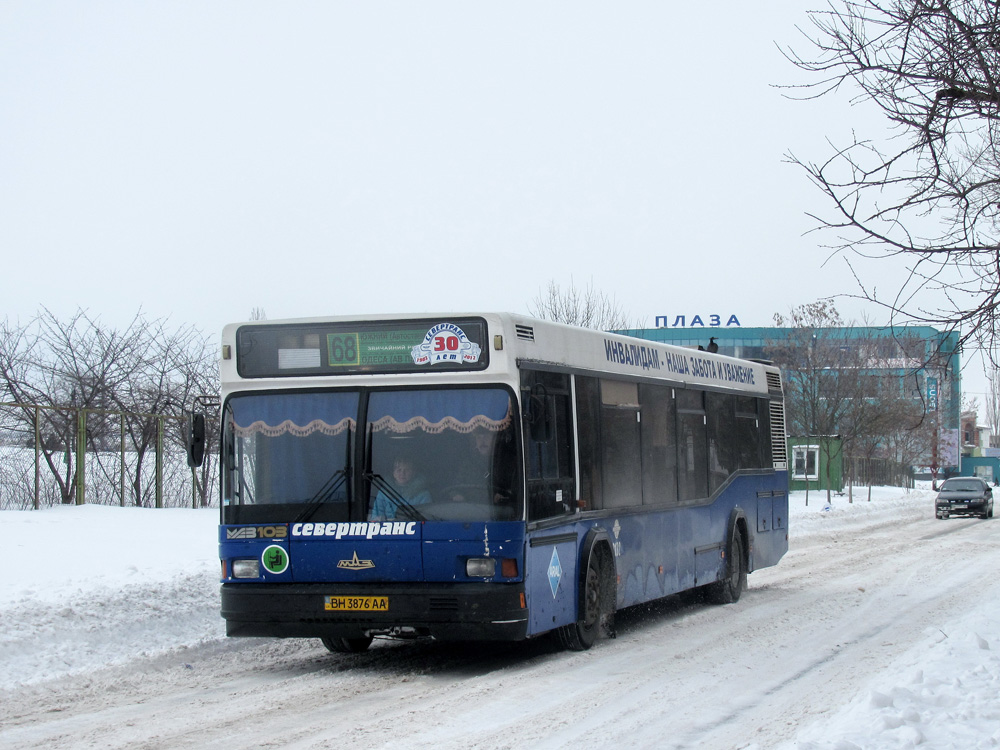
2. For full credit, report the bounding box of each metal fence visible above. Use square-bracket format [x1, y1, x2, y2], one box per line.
[845, 456, 915, 490]
[0, 401, 218, 510]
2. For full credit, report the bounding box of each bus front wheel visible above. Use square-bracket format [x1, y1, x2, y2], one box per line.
[558, 547, 613, 651]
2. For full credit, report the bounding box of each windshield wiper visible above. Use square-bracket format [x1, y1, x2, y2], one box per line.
[293, 435, 354, 525]
[365, 471, 426, 522]
[292, 468, 350, 525]
[239, 473, 255, 505]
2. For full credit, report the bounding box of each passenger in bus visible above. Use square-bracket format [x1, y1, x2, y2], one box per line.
[369, 456, 431, 520]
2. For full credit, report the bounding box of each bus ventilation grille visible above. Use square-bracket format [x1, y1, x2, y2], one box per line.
[770, 400, 788, 470]
[429, 596, 460, 612]
[515, 325, 535, 342]
[766, 371, 783, 394]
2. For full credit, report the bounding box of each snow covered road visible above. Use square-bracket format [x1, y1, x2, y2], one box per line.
[2, 489, 998, 749]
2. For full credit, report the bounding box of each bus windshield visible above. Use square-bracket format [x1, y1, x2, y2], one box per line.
[223, 391, 358, 525]
[222, 387, 521, 525]
[366, 388, 519, 522]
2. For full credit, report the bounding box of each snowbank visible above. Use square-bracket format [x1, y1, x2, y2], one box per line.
[5, 504, 219, 605]
[778, 605, 1000, 749]
[2, 504, 222, 686]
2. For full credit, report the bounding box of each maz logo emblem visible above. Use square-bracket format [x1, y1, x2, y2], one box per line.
[338, 551, 375, 570]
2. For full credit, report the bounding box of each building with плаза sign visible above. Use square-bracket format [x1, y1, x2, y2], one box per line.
[621, 325, 961, 479]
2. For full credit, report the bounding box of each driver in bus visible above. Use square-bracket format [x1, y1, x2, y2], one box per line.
[448, 426, 513, 506]
[369, 456, 431, 520]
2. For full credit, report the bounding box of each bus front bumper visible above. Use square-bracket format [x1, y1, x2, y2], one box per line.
[221, 582, 529, 642]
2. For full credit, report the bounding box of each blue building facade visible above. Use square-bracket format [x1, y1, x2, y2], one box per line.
[622, 325, 962, 472]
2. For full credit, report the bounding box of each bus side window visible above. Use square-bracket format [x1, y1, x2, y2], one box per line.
[676, 388, 709, 501]
[639, 383, 678, 506]
[522, 370, 574, 521]
[575, 376, 603, 510]
[734, 395, 763, 469]
[600, 379, 642, 508]
[707, 392, 738, 494]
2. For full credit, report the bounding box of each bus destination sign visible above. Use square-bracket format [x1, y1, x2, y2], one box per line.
[236, 318, 489, 378]
[327, 328, 429, 368]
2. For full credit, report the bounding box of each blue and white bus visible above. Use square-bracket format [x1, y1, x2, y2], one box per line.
[204, 313, 787, 652]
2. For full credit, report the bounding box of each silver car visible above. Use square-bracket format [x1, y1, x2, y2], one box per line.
[935, 477, 995, 520]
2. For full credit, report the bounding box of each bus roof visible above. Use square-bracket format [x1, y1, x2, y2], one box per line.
[221, 312, 779, 397]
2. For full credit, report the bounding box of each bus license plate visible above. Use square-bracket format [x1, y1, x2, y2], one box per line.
[324, 596, 388, 612]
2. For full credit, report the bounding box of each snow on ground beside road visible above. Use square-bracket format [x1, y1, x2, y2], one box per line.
[777, 604, 1000, 749]
[3, 504, 222, 687]
[4, 504, 219, 606]
[790, 484, 927, 537]
[2, 486, 999, 748]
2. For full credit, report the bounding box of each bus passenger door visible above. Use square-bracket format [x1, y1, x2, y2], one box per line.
[521, 369, 579, 634]
[521, 370, 575, 521]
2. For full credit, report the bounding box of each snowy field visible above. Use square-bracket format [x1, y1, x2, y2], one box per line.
[2, 485, 998, 749]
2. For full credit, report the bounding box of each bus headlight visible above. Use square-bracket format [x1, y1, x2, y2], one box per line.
[232, 559, 260, 578]
[466, 558, 496, 577]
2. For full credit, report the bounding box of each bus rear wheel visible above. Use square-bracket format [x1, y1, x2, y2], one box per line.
[706, 531, 746, 605]
[321, 635, 374, 653]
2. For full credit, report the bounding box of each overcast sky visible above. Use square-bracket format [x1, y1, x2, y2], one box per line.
[4, 2, 988, 396]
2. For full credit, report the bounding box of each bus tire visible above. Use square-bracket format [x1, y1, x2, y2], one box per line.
[321, 635, 374, 653]
[558, 545, 613, 651]
[707, 530, 746, 605]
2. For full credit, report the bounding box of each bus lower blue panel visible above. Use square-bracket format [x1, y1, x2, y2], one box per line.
[218, 474, 787, 642]
[220, 521, 525, 586]
[523, 471, 789, 623]
[291, 539, 424, 582]
[422, 522, 524, 582]
[751, 489, 788, 571]
[524, 535, 579, 636]
[757, 497, 773, 532]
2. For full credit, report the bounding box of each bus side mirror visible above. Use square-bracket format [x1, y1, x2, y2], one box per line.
[526, 387, 553, 443]
[186, 412, 206, 467]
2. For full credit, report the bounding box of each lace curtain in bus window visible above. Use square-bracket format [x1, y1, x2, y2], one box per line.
[229, 393, 357, 437]
[367, 389, 512, 434]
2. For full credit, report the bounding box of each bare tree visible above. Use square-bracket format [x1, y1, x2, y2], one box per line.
[529, 279, 636, 330]
[882, 397, 936, 469]
[771, 302, 857, 503]
[0, 309, 218, 505]
[0, 309, 148, 503]
[985, 368, 1000, 443]
[109, 317, 218, 506]
[851, 373, 933, 498]
[785, 1, 1000, 360]
[770, 300, 929, 501]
